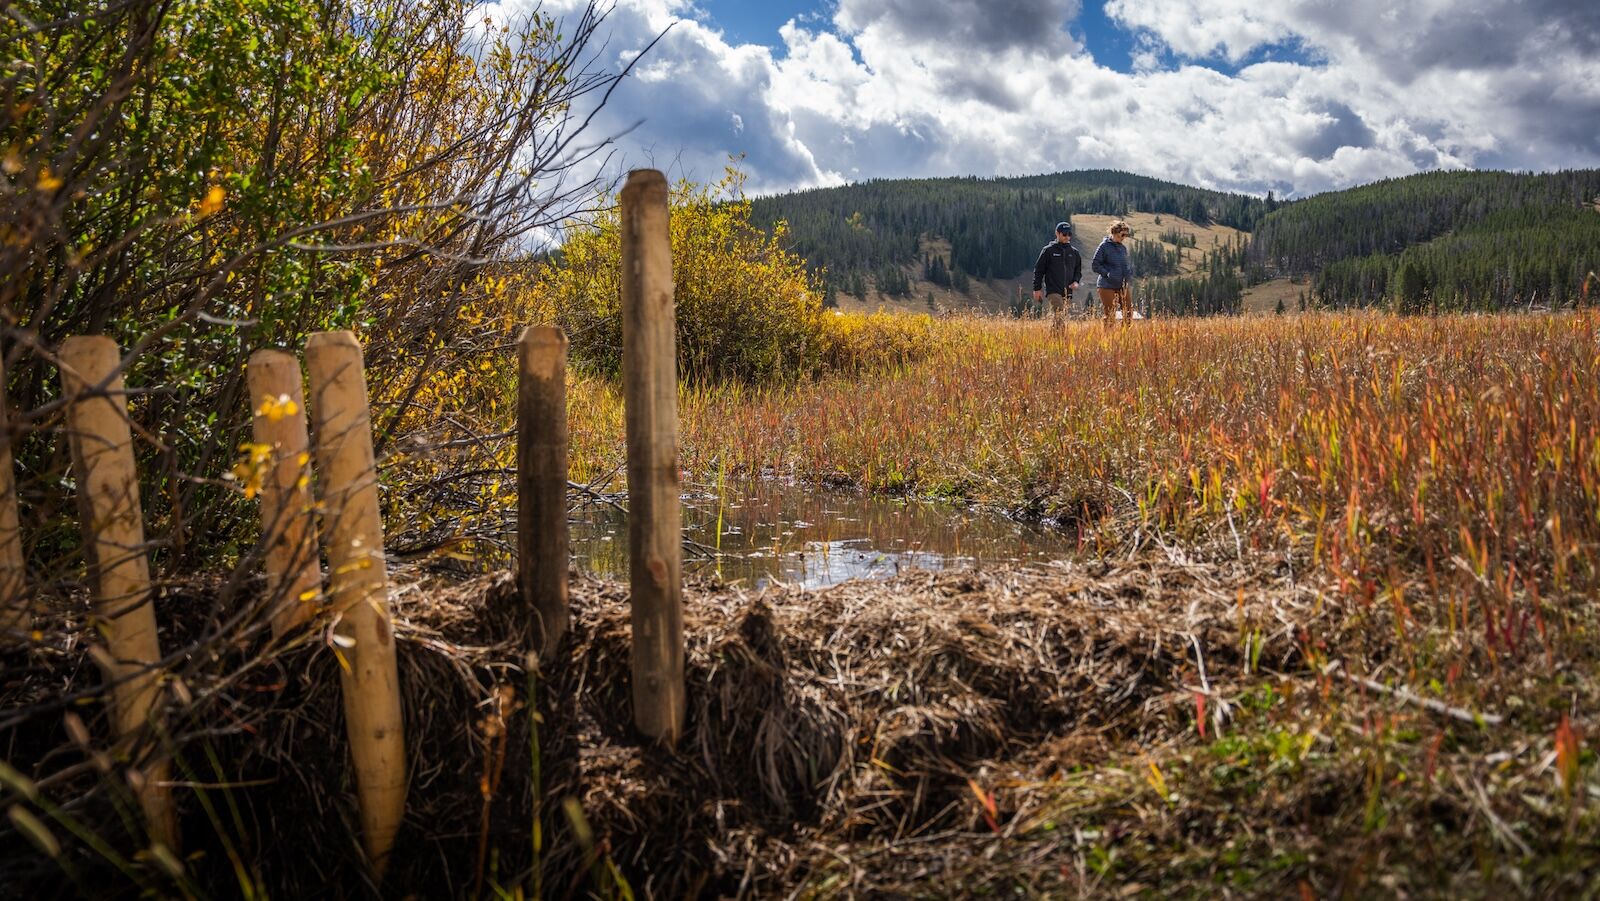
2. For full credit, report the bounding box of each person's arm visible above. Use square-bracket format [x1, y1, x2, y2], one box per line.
[1091, 243, 1106, 277]
[1033, 246, 1049, 295]
[1070, 248, 1082, 288]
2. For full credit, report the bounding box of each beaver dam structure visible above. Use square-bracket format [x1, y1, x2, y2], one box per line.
[3, 172, 1597, 898]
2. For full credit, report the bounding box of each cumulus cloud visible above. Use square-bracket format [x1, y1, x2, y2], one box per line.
[834, 0, 1082, 55]
[1106, 0, 1600, 169]
[504, 0, 1600, 199]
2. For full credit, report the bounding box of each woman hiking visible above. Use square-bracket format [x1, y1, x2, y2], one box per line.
[1092, 221, 1135, 328]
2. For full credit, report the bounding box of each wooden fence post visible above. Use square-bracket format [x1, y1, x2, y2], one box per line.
[247, 350, 322, 638]
[58, 336, 178, 850]
[0, 352, 29, 645]
[517, 326, 570, 660]
[620, 169, 685, 744]
[304, 331, 406, 878]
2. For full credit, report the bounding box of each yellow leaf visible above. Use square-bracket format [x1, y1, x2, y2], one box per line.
[256, 393, 298, 422]
[1145, 761, 1170, 801]
[198, 184, 226, 217]
[36, 169, 63, 191]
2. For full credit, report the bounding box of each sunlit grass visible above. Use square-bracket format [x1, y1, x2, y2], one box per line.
[405, 307, 1600, 646]
[564, 312, 1600, 598]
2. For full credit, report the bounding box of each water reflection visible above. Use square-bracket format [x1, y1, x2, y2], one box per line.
[571, 480, 1076, 589]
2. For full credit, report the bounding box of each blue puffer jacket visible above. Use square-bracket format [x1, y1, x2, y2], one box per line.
[1092, 237, 1133, 290]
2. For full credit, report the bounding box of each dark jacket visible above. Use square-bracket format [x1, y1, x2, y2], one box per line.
[1092, 237, 1133, 290]
[1032, 240, 1082, 296]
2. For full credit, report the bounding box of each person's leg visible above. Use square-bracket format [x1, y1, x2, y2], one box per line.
[1120, 287, 1133, 327]
[1098, 288, 1117, 327]
[1048, 293, 1067, 334]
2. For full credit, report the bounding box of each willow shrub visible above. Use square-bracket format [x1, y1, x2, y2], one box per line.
[530, 168, 827, 384]
[2, 0, 622, 566]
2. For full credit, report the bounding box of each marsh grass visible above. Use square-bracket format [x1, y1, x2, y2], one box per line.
[10, 310, 1595, 896]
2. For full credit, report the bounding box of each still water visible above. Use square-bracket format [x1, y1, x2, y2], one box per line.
[571, 480, 1078, 589]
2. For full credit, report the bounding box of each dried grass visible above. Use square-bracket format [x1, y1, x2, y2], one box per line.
[4, 548, 1596, 898]
[214, 553, 1322, 897]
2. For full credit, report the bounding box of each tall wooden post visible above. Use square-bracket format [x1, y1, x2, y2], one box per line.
[304, 331, 406, 878]
[620, 169, 685, 744]
[247, 350, 322, 638]
[517, 326, 570, 660]
[58, 336, 178, 850]
[0, 352, 29, 645]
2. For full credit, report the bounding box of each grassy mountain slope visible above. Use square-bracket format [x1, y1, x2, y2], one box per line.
[757, 167, 1600, 316]
[750, 170, 1280, 300]
[827, 212, 1249, 318]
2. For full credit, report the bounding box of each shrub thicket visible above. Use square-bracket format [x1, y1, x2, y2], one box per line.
[1, 0, 624, 565]
[528, 168, 826, 384]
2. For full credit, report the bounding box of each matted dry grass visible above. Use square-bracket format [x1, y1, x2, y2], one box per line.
[4, 542, 1596, 898]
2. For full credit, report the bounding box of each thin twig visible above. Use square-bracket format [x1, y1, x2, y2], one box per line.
[1327, 662, 1504, 726]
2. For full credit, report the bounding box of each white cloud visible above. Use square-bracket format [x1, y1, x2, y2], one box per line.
[509, 0, 1600, 199]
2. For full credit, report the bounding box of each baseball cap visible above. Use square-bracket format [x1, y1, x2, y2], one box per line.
[1055, 221, 1072, 234]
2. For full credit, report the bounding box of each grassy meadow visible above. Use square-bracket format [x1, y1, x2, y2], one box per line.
[407, 307, 1600, 703]
[569, 311, 1599, 578]
[365, 307, 1600, 895]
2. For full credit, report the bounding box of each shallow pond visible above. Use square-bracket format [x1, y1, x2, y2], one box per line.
[571, 480, 1078, 589]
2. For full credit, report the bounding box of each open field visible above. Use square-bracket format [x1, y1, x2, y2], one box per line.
[568, 312, 1599, 545]
[373, 310, 1600, 888]
[406, 310, 1600, 615]
[1241, 276, 1310, 314]
[417, 310, 1600, 896]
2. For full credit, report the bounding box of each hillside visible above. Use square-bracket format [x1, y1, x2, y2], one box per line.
[759, 167, 1600, 316]
[1248, 168, 1600, 310]
[827, 211, 1250, 318]
[750, 170, 1281, 304]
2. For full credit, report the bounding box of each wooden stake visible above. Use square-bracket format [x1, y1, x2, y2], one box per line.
[58, 336, 177, 850]
[0, 352, 29, 645]
[247, 350, 322, 638]
[620, 169, 685, 744]
[517, 326, 570, 660]
[304, 331, 406, 878]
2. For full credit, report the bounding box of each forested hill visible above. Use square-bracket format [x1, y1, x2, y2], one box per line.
[750, 170, 1280, 289]
[1247, 169, 1600, 309]
[1249, 169, 1600, 274]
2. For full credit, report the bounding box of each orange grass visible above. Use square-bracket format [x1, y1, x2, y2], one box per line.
[568, 312, 1600, 606]
[413, 308, 1599, 632]
[372, 309, 1599, 894]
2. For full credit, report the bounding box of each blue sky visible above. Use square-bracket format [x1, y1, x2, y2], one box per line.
[523, 0, 1600, 198]
[693, 1, 824, 47]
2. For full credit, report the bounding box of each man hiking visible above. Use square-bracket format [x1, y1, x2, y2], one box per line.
[1092, 220, 1135, 328]
[1032, 221, 1082, 335]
